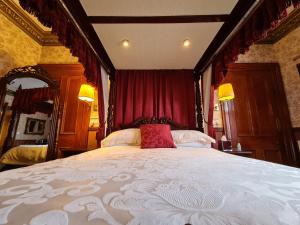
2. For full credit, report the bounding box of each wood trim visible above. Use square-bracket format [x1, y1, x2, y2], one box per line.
[59, 76, 80, 135]
[89, 15, 229, 24]
[0, 0, 60, 46]
[60, 0, 115, 75]
[194, 73, 204, 132]
[193, 0, 257, 74]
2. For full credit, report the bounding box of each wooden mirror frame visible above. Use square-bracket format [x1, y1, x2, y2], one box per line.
[0, 65, 60, 161]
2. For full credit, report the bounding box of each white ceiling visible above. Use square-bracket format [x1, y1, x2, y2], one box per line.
[81, 0, 238, 16]
[80, 0, 238, 69]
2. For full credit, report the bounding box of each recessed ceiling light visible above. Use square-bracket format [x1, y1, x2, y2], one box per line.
[122, 39, 130, 47]
[183, 39, 190, 47]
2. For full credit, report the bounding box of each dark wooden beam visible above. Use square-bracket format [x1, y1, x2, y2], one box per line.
[193, 0, 257, 74]
[89, 15, 229, 24]
[60, 0, 115, 74]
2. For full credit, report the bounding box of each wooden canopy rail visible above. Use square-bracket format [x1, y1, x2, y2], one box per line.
[120, 117, 189, 130]
[89, 15, 229, 24]
[0, 65, 60, 160]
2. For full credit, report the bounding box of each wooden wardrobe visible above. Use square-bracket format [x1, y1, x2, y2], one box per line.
[221, 63, 299, 167]
[41, 64, 91, 158]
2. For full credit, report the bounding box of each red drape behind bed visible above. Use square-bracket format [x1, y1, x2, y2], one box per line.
[114, 70, 196, 129]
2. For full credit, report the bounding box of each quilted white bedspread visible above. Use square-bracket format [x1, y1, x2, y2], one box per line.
[0, 146, 299, 225]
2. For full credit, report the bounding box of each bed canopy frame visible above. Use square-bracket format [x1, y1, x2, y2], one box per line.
[0, 65, 60, 160]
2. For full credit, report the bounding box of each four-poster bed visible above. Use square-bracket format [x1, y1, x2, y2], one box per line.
[0, 117, 299, 224]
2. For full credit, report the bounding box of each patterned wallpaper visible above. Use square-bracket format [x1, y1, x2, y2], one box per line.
[0, 14, 42, 76]
[0, 14, 78, 77]
[237, 26, 300, 127]
[39, 46, 78, 64]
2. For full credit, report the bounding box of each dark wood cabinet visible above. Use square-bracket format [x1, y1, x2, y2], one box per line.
[40, 64, 91, 158]
[221, 63, 299, 166]
[222, 150, 255, 158]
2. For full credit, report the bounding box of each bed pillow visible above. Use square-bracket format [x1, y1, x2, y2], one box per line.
[101, 128, 141, 147]
[171, 130, 215, 145]
[140, 124, 176, 149]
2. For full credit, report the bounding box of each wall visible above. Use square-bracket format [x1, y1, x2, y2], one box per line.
[15, 112, 50, 140]
[0, 14, 42, 76]
[39, 46, 78, 64]
[0, 14, 78, 77]
[237, 26, 300, 128]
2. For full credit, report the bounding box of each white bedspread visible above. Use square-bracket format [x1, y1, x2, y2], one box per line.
[0, 146, 299, 225]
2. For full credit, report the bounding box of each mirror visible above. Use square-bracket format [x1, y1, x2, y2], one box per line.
[0, 66, 59, 170]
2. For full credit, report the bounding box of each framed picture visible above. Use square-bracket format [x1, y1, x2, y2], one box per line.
[24, 118, 46, 135]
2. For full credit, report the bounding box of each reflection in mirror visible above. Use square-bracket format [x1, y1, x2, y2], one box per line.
[0, 76, 54, 170]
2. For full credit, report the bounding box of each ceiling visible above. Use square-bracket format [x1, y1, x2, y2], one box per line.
[80, 0, 239, 69]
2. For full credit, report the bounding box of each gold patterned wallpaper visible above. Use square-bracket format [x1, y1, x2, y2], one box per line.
[0, 14, 42, 76]
[0, 14, 78, 77]
[237, 26, 300, 127]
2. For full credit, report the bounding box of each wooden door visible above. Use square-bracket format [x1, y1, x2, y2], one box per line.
[40, 64, 91, 157]
[222, 63, 298, 166]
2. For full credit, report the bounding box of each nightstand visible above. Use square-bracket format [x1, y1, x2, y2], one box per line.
[59, 149, 88, 158]
[222, 149, 254, 158]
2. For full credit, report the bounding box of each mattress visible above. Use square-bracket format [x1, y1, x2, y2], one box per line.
[0, 146, 299, 225]
[0, 145, 48, 165]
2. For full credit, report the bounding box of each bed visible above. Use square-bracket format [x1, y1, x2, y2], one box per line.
[0, 144, 299, 225]
[0, 145, 47, 168]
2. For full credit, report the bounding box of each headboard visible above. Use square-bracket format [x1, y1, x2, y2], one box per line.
[119, 117, 189, 130]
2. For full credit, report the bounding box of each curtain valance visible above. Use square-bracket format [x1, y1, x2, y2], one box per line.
[213, 0, 300, 86]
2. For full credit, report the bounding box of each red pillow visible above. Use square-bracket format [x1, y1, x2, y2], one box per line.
[140, 124, 176, 148]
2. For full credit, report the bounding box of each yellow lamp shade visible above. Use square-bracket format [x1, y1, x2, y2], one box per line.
[78, 84, 95, 102]
[218, 83, 235, 101]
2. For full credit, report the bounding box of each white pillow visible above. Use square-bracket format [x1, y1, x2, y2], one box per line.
[171, 130, 216, 145]
[101, 128, 141, 147]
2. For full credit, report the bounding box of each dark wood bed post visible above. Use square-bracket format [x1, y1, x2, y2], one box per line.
[106, 71, 116, 136]
[193, 71, 204, 132]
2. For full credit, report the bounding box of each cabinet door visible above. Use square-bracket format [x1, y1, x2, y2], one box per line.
[222, 63, 297, 165]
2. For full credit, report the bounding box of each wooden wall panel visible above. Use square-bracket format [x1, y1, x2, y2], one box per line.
[40, 64, 91, 156]
[222, 63, 299, 166]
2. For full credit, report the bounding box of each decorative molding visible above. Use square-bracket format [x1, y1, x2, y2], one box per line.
[89, 15, 229, 24]
[0, 0, 60, 46]
[258, 8, 300, 44]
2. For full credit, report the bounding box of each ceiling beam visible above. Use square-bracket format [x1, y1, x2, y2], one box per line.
[60, 0, 115, 74]
[89, 15, 229, 24]
[193, 0, 257, 74]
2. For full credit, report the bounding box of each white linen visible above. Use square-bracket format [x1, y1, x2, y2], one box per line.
[171, 130, 215, 144]
[101, 128, 141, 147]
[0, 146, 299, 225]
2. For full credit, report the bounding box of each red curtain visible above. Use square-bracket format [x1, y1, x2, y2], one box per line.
[19, 0, 106, 141]
[114, 70, 196, 129]
[12, 87, 54, 115]
[213, 0, 300, 86]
